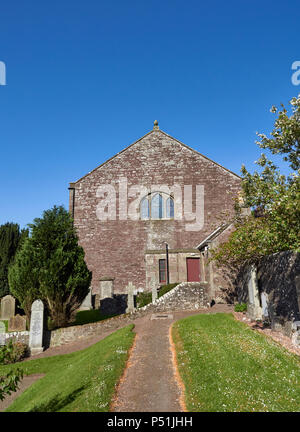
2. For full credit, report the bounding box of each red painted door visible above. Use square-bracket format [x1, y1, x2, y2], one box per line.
[186, 258, 200, 282]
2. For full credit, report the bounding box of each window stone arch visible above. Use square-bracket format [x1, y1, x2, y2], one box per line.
[140, 192, 174, 220]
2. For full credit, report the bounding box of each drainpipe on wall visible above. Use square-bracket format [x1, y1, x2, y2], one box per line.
[165, 242, 170, 285]
[68, 183, 75, 222]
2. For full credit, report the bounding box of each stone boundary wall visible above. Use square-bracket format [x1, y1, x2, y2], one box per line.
[49, 281, 209, 348]
[237, 251, 300, 347]
[139, 281, 209, 313]
[48, 314, 135, 348]
[4, 331, 29, 345]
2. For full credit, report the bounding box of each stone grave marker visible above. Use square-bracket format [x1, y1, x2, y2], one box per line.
[151, 277, 158, 302]
[0, 295, 15, 320]
[0, 321, 5, 346]
[29, 300, 44, 355]
[79, 289, 92, 310]
[126, 282, 136, 313]
[100, 279, 114, 299]
[8, 314, 27, 332]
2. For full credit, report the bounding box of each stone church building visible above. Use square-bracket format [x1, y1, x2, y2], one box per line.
[69, 121, 241, 305]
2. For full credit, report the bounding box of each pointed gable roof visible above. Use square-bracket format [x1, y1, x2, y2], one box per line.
[70, 126, 241, 186]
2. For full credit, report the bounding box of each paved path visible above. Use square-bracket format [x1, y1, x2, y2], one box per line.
[112, 305, 233, 412]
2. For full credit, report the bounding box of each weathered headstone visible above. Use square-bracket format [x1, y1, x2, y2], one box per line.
[126, 282, 136, 313]
[0, 321, 5, 346]
[79, 289, 92, 310]
[151, 277, 158, 302]
[0, 295, 15, 320]
[261, 292, 269, 319]
[29, 300, 44, 355]
[247, 265, 262, 320]
[100, 280, 114, 299]
[8, 314, 27, 332]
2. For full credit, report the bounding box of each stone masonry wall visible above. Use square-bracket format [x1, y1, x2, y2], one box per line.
[49, 282, 209, 347]
[237, 251, 300, 345]
[257, 251, 300, 334]
[49, 314, 135, 348]
[4, 331, 29, 345]
[139, 281, 209, 313]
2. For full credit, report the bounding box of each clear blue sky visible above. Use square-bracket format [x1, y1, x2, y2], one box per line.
[0, 0, 299, 228]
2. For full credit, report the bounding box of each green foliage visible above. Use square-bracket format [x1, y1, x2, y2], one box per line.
[0, 340, 28, 364]
[234, 303, 247, 312]
[0, 223, 28, 298]
[257, 96, 300, 171]
[0, 341, 24, 401]
[211, 94, 300, 266]
[8, 206, 92, 328]
[173, 313, 300, 411]
[0, 325, 134, 411]
[0, 369, 24, 402]
[0, 320, 8, 332]
[8, 239, 40, 320]
[158, 283, 178, 298]
[136, 291, 152, 308]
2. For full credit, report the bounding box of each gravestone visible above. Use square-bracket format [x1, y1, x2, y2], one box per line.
[261, 292, 269, 319]
[8, 314, 27, 332]
[29, 300, 44, 355]
[0, 295, 15, 320]
[126, 282, 136, 313]
[247, 265, 262, 320]
[151, 277, 158, 302]
[79, 289, 92, 310]
[0, 321, 5, 346]
[100, 279, 114, 299]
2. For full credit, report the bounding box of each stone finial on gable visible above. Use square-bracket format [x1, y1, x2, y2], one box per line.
[153, 120, 159, 130]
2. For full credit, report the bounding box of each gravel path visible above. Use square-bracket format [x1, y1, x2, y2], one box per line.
[112, 305, 233, 412]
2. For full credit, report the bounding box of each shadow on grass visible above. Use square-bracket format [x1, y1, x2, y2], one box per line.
[29, 386, 85, 412]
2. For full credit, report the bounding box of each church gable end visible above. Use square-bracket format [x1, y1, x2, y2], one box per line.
[69, 123, 241, 302]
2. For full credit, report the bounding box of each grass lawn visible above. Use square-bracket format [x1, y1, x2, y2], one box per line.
[0, 325, 134, 412]
[172, 313, 300, 412]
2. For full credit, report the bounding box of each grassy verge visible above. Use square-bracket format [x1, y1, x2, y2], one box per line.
[71, 309, 117, 326]
[0, 325, 135, 412]
[172, 313, 300, 412]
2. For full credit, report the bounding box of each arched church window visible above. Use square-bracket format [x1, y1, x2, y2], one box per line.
[166, 197, 174, 218]
[140, 192, 174, 220]
[140, 196, 150, 219]
[151, 193, 163, 219]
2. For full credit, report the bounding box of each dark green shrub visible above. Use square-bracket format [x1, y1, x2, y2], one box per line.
[72, 309, 116, 326]
[136, 291, 152, 308]
[234, 303, 247, 312]
[0, 340, 29, 364]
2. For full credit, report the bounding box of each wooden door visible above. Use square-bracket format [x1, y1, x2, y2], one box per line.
[186, 258, 200, 282]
